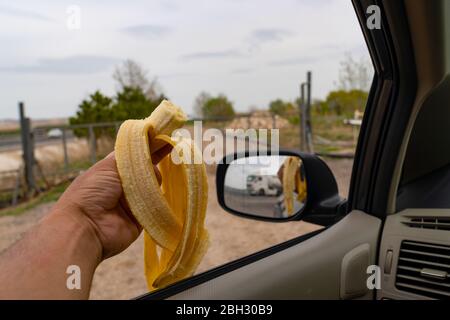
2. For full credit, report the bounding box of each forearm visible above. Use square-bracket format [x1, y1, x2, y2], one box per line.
[0, 207, 102, 299]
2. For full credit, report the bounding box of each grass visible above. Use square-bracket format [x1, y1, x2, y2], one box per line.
[65, 160, 92, 172]
[312, 115, 355, 142]
[0, 159, 87, 203]
[315, 145, 342, 153]
[0, 158, 99, 213]
[0, 191, 14, 206]
[279, 126, 301, 149]
[0, 129, 20, 137]
[0, 181, 70, 218]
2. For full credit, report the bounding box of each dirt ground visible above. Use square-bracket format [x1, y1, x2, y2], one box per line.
[0, 158, 353, 299]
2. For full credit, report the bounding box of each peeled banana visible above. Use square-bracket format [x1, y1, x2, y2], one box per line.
[115, 100, 209, 290]
[282, 156, 307, 215]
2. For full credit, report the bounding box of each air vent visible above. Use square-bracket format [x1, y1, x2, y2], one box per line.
[396, 241, 450, 299]
[402, 216, 450, 231]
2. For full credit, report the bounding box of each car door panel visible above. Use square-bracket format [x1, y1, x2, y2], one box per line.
[168, 211, 381, 300]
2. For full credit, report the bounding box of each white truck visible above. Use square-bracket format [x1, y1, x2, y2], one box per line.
[246, 174, 282, 196]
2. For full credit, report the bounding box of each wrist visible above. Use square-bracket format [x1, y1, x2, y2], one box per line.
[45, 205, 103, 266]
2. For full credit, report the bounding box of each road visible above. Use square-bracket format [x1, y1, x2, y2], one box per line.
[225, 190, 281, 218]
[0, 132, 75, 152]
[224, 189, 304, 219]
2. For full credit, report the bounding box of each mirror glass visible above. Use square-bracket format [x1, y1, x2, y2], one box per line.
[224, 155, 307, 219]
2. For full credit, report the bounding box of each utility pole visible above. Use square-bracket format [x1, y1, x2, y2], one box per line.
[19, 102, 36, 196]
[305, 71, 314, 153]
[298, 71, 314, 153]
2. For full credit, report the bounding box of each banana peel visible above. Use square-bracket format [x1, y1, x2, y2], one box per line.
[115, 100, 209, 290]
[283, 156, 307, 215]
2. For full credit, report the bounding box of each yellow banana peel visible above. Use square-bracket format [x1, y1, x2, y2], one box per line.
[115, 100, 209, 290]
[283, 156, 306, 215]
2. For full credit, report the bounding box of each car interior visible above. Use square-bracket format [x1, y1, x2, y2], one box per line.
[139, 0, 450, 300]
[379, 0, 450, 300]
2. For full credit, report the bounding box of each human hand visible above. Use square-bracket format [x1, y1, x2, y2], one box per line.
[52, 152, 160, 260]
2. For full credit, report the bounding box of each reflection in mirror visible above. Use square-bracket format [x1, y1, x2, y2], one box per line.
[224, 155, 307, 219]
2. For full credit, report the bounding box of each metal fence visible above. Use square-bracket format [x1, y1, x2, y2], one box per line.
[0, 108, 356, 208]
[0, 112, 305, 207]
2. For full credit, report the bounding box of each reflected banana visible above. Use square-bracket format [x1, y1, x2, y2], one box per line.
[282, 156, 306, 215]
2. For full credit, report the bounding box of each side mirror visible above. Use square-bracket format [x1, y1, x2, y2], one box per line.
[216, 150, 344, 225]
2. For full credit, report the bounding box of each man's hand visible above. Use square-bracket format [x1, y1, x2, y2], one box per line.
[53, 152, 163, 260]
[0, 152, 161, 299]
[53, 153, 144, 259]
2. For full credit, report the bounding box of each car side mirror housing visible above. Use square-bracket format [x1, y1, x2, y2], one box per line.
[216, 150, 345, 226]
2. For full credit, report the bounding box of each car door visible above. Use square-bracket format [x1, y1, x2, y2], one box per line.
[138, 0, 418, 300]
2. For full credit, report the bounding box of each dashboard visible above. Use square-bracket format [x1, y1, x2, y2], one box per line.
[378, 209, 450, 299]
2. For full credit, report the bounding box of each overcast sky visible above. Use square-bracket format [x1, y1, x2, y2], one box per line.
[0, 0, 371, 120]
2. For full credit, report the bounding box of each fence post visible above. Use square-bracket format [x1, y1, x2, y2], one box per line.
[89, 125, 96, 164]
[19, 102, 36, 196]
[62, 127, 69, 171]
[299, 83, 306, 151]
[11, 168, 22, 206]
[305, 71, 314, 153]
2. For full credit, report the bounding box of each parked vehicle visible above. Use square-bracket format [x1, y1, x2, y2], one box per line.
[246, 174, 281, 196]
[47, 128, 63, 139]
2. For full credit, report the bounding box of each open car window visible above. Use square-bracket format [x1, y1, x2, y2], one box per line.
[0, 0, 373, 299]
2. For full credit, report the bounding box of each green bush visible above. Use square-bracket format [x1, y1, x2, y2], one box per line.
[69, 86, 165, 138]
[202, 94, 235, 119]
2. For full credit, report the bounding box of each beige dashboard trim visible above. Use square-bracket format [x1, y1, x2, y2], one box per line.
[170, 211, 381, 300]
[378, 209, 450, 300]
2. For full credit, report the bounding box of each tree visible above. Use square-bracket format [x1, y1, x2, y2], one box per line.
[336, 53, 372, 91]
[70, 60, 168, 139]
[112, 86, 164, 121]
[193, 91, 211, 117]
[70, 86, 166, 139]
[323, 53, 372, 117]
[324, 89, 369, 116]
[269, 99, 295, 116]
[69, 91, 114, 137]
[311, 99, 330, 115]
[202, 94, 235, 119]
[113, 59, 162, 100]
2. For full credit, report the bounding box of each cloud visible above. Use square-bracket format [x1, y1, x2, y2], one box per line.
[121, 24, 172, 38]
[159, 72, 196, 79]
[294, 0, 335, 6]
[180, 49, 243, 61]
[0, 4, 54, 22]
[159, 0, 178, 12]
[249, 28, 293, 44]
[231, 67, 254, 74]
[268, 44, 349, 67]
[268, 56, 320, 67]
[0, 55, 119, 74]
